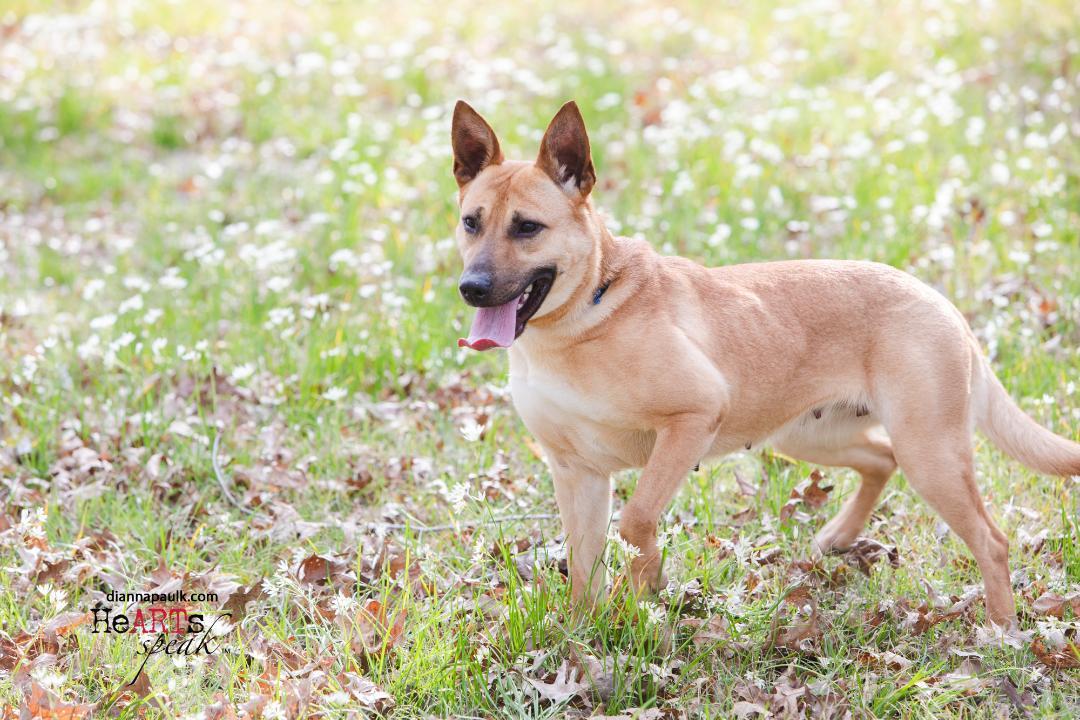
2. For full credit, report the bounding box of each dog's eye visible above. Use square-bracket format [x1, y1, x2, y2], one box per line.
[462, 216, 478, 233]
[516, 221, 543, 237]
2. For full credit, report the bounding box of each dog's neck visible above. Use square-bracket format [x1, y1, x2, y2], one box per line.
[522, 206, 634, 344]
[593, 217, 619, 295]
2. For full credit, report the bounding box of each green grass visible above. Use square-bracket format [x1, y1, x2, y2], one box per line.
[0, 0, 1078, 717]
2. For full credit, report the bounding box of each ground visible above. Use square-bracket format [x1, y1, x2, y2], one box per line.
[0, 0, 1078, 717]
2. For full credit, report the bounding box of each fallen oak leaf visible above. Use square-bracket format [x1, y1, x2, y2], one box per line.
[341, 673, 394, 713]
[1031, 638, 1080, 670]
[1031, 591, 1080, 618]
[842, 537, 900, 575]
[800, 470, 833, 508]
[731, 700, 769, 719]
[567, 649, 616, 702]
[768, 587, 822, 652]
[0, 633, 21, 672]
[21, 681, 93, 720]
[203, 693, 239, 720]
[996, 675, 1034, 716]
[772, 613, 820, 651]
[238, 693, 268, 719]
[730, 507, 757, 527]
[680, 614, 729, 647]
[348, 599, 406, 667]
[591, 711, 665, 720]
[297, 553, 349, 587]
[779, 470, 833, 522]
[43, 612, 91, 641]
[95, 672, 163, 715]
[733, 470, 758, 496]
[525, 659, 590, 703]
[222, 581, 266, 621]
[975, 623, 1033, 649]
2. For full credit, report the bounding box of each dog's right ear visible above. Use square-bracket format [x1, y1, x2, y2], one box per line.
[451, 101, 503, 188]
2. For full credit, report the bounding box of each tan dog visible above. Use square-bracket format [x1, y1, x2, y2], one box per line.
[451, 100, 1080, 627]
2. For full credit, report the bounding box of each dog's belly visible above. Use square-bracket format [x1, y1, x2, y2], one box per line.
[509, 362, 653, 472]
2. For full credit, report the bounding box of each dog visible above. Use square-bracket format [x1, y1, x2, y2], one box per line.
[450, 100, 1080, 627]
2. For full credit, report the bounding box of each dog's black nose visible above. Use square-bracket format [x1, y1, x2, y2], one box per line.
[459, 271, 494, 306]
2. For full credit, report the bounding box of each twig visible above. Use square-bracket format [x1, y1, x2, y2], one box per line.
[371, 512, 560, 534]
[212, 432, 253, 514]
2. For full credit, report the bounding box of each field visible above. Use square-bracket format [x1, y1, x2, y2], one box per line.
[1, 0, 1079, 717]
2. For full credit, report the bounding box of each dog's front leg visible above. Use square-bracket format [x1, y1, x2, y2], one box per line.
[620, 414, 718, 594]
[548, 455, 612, 606]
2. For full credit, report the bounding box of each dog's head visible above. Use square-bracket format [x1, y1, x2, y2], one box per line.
[451, 101, 599, 351]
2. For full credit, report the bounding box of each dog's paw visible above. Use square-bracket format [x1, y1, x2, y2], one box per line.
[628, 553, 667, 595]
[812, 523, 857, 557]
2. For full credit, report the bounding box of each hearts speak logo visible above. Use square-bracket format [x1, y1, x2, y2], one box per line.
[90, 588, 233, 683]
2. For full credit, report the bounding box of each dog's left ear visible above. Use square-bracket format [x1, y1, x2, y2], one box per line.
[537, 101, 595, 197]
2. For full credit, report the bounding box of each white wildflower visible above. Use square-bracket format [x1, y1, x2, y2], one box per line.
[445, 482, 469, 511]
[642, 601, 666, 625]
[322, 386, 348, 402]
[118, 294, 144, 314]
[90, 313, 117, 330]
[610, 532, 641, 559]
[459, 418, 485, 442]
[471, 532, 487, 566]
[262, 700, 286, 720]
[266, 275, 291, 293]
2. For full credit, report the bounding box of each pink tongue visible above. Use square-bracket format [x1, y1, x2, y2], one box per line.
[458, 299, 518, 351]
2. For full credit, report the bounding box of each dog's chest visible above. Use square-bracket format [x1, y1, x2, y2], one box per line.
[508, 353, 649, 469]
[511, 361, 611, 419]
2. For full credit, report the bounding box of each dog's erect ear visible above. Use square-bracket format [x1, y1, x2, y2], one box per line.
[536, 101, 595, 197]
[451, 101, 503, 188]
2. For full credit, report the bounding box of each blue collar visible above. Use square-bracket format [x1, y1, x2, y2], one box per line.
[592, 281, 611, 305]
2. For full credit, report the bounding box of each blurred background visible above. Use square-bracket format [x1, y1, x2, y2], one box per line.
[2, 0, 1078, 390]
[0, 0, 1078, 716]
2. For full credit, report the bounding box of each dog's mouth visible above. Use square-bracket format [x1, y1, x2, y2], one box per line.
[457, 269, 555, 351]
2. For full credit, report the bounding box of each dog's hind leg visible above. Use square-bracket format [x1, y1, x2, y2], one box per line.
[773, 417, 897, 554]
[881, 389, 1017, 627]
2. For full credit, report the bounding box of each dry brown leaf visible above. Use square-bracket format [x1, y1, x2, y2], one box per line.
[43, 612, 91, 640]
[730, 507, 757, 527]
[801, 470, 833, 508]
[568, 650, 615, 702]
[95, 671, 163, 714]
[349, 599, 406, 665]
[997, 676, 1034, 715]
[857, 648, 913, 671]
[297, 553, 348, 586]
[843, 537, 900, 575]
[1031, 591, 1080, 618]
[524, 659, 590, 703]
[238, 693, 268, 719]
[222, 581, 266, 621]
[1031, 638, 1080, 670]
[681, 615, 729, 647]
[770, 587, 822, 652]
[0, 633, 22, 672]
[731, 700, 768, 718]
[204, 693, 239, 720]
[342, 673, 394, 713]
[780, 470, 833, 522]
[21, 682, 93, 720]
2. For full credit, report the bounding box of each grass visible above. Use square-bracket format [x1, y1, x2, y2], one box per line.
[0, 0, 1078, 717]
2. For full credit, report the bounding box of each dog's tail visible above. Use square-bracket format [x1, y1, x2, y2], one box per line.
[974, 359, 1080, 477]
